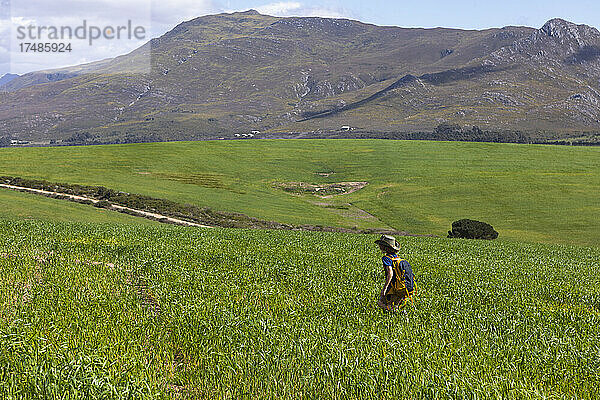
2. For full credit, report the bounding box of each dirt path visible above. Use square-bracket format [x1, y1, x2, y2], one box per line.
[0, 183, 212, 228]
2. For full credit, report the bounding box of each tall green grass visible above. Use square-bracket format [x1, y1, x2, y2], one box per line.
[1, 220, 598, 398]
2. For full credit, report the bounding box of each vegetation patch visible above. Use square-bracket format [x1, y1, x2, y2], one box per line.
[448, 219, 499, 240]
[275, 181, 368, 197]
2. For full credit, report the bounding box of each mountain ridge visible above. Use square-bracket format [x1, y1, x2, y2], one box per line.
[1, 12, 599, 145]
[0, 73, 19, 89]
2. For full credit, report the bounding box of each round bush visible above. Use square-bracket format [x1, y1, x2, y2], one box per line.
[448, 219, 498, 240]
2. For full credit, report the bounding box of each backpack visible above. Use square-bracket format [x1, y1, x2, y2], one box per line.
[384, 255, 416, 302]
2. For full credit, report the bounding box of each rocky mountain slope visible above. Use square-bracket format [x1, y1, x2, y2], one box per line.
[0, 73, 19, 88]
[1, 11, 599, 144]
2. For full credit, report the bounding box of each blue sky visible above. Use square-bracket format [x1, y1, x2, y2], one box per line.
[232, 0, 599, 30]
[2, 0, 599, 76]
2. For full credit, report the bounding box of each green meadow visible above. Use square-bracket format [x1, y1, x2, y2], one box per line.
[1, 220, 599, 399]
[1, 140, 599, 245]
[1, 140, 599, 398]
[0, 189, 158, 225]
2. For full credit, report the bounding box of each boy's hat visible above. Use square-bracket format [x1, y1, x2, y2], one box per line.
[375, 234, 400, 251]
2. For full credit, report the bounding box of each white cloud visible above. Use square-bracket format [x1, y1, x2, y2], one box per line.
[253, 1, 350, 18]
[6, 0, 154, 74]
[255, 1, 301, 15]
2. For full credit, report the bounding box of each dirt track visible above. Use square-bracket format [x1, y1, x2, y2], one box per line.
[0, 183, 212, 228]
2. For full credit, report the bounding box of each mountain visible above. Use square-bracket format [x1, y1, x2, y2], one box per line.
[0, 59, 114, 92]
[1, 12, 600, 144]
[0, 73, 19, 88]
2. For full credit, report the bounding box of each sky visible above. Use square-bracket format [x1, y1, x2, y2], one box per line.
[1, 0, 599, 76]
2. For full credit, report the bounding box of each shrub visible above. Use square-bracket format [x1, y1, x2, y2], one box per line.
[448, 219, 498, 240]
[95, 186, 114, 200]
[93, 200, 112, 209]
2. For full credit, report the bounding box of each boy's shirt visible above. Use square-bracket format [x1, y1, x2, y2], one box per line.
[382, 254, 415, 292]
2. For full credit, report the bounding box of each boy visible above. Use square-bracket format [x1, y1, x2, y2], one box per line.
[375, 234, 415, 311]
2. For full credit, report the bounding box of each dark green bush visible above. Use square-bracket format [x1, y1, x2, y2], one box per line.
[93, 200, 112, 209]
[448, 219, 498, 240]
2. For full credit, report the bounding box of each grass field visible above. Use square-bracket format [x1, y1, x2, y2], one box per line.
[1, 220, 599, 398]
[0, 189, 158, 226]
[1, 140, 599, 245]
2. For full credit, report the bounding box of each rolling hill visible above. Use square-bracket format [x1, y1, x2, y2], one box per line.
[1, 139, 598, 246]
[1, 11, 600, 144]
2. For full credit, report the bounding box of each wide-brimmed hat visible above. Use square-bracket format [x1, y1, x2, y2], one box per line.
[375, 234, 400, 251]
